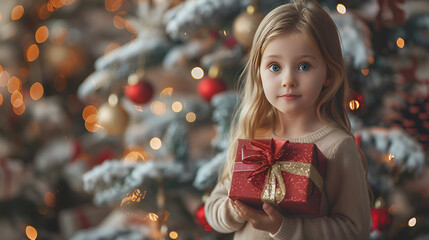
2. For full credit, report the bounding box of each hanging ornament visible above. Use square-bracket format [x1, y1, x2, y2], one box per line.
[98, 94, 129, 136]
[198, 65, 227, 102]
[124, 72, 154, 105]
[232, 4, 264, 49]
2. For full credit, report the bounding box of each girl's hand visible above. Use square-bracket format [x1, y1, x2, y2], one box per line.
[232, 200, 282, 235]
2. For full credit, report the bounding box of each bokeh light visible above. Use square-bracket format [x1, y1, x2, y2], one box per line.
[7, 76, 21, 93]
[186, 112, 196, 122]
[150, 137, 162, 150]
[0, 94, 3, 106]
[191, 67, 204, 80]
[35, 26, 49, 43]
[11, 91, 24, 108]
[160, 87, 173, 96]
[396, 38, 405, 48]
[83, 105, 98, 121]
[13, 102, 25, 115]
[25, 226, 37, 240]
[408, 217, 416, 227]
[30, 82, 44, 100]
[105, 0, 123, 12]
[0, 71, 9, 87]
[85, 114, 99, 132]
[171, 101, 183, 112]
[361, 69, 369, 76]
[349, 100, 360, 111]
[169, 231, 179, 239]
[11, 5, 24, 20]
[44, 192, 56, 207]
[336, 4, 346, 14]
[150, 101, 166, 115]
[54, 74, 66, 92]
[26, 44, 40, 62]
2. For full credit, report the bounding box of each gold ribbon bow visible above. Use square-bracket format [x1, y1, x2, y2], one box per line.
[241, 139, 324, 204]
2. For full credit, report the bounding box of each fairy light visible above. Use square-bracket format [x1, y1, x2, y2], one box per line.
[160, 87, 174, 96]
[13, 103, 25, 115]
[11, 5, 24, 20]
[408, 217, 416, 227]
[246, 5, 255, 14]
[82, 105, 98, 121]
[113, 15, 126, 29]
[150, 137, 162, 150]
[44, 192, 56, 207]
[0, 70, 9, 87]
[30, 82, 44, 100]
[150, 101, 166, 115]
[120, 189, 146, 206]
[25, 226, 37, 240]
[169, 231, 179, 239]
[0, 94, 3, 106]
[336, 4, 347, 14]
[105, 0, 123, 12]
[26, 44, 40, 62]
[7, 76, 21, 93]
[148, 213, 159, 221]
[191, 67, 204, 80]
[388, 154, 395, 161]
[171, 101, 183, 112]
[186, 112, 197, 122]
[85, 114, 99, 132]
[39, 4, 52, 20]
[11, 91, 24, 108]
[108, 94, 118, 106]
[361, 69, 369, 76]
[349, 100, 360, 111]
[396, 38, 405, 48]
[35, 26, 49, 43]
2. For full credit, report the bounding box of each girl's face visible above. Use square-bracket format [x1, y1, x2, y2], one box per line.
[260, 31, 328, 118]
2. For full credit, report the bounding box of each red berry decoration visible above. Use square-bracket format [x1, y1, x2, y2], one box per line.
[198, 77, 227, 102]
[125, 80, 154, 105]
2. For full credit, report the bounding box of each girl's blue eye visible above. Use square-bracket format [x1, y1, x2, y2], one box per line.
[299, 63, 310, 71]
[269, 64, 281, 72]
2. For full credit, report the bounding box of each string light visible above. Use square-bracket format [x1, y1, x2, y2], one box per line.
[408, 217, 416, 227]
[13, 102, 25, 115]
[361, 69, 369, 76]
[171, 101, 183, 112]
[150, 101, 166, 115]
[160, 87, 174, 96]
[44, 192, 56, 207]
[82, 105, 98, 121]
[11, 5, 24, 20]
[150, 137, 162, 150]
[30, 82, 44, 100]
[336, 4, 346, 14]
[25, 226, 37, 240]
[191, 67, 204, 80]
[35, 26, 49, 43]
[349, 100, 360, 111]
[169, 231, 179, 239]
[0, 94, 3, 106]
[105, 0, 123, 12]
[186, 112, 197, 122]
[396, 38, 405, 48]
[7, 76, 21, 93]
[148, 213, 159, 221]
[26, 44, 40, 62]
[11, 91, 24, 108]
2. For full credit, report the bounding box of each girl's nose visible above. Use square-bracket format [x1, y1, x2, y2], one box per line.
[281, 75, 297, 88]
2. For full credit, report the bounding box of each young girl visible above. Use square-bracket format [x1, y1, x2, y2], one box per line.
[204, 0, 372, 239]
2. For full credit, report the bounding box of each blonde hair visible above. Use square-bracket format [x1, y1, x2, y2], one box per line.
[220, 0, 372, 204]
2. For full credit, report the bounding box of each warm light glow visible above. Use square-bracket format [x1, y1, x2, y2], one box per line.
[44, 192, 56, 207]
[11, 5, 24, 20]
[64, 0, 76, 6]
[105, 0, 123, 12]
[7, 76, 21, 93]
[11, 91, 24, 108]
[388, 154, 395, 161]
[349, 100, 360, 111]
[47, 2, 55, 12]
[361, 69, 369, 76]
[25, 226, 37, 240]
[408, 217, 416, 227]
[108, 94, 118, 106]
[186, 112, 196, 122]
[13, 102, 25, 115]
[51, 0, 64, 8]
[39, 4, 52, 20]
[160, 87, 174, 96]
[30, 82, 44, 100]
[396, 38, 405, 48]
[26, 44, 40, 62]
[83, 105, 98, 121]
[0, 65, 3, 73]
[85, 114, 99, 132]
[0, 94, 3, 106]
[35, 26, 49, 43]
[191, 67, 204, 80]
[169, 231, 179, 239]
[54, 74, 66, 92]
[171, 101, 183, 112]
[127, 73, 139, 85]
[120, 189, 146, 206]
[336, 4, 347, 14]
[113, 15, 126, 29]
[150, 137, 162, 150]
[150, 101, 166, 115]
[368, 56, 374, 64]
[0, 71, 10, 87]
[148, 213, 159, 221]
[105, 42, 121, 55]
[124, 145, 148, 163]
[246, 5, 255, 15]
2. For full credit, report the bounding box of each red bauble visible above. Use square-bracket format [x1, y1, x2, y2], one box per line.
[125, 81, 154, 105]
[198, 77, 227, 102]
[371, 207, 392, 232]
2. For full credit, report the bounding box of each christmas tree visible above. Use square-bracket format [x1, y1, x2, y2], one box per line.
[0, 0, 428, 239]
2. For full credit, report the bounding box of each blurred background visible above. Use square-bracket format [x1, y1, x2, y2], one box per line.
[0, 0, 428, 239]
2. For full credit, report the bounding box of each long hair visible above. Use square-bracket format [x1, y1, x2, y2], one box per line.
[219, 0, 372, 204]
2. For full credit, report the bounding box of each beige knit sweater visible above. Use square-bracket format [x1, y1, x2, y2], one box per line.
[205, 125, 371, 240]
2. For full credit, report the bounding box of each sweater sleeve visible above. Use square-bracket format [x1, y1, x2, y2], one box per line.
[272, 137, 371, 240]
[204, 178, 246, 233]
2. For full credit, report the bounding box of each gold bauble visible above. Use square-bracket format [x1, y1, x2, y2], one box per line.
[232, 11, 264, 49]
[97, 102, 129, 136]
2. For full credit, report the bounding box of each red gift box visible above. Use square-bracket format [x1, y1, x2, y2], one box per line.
[229, 138, 327, 215]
